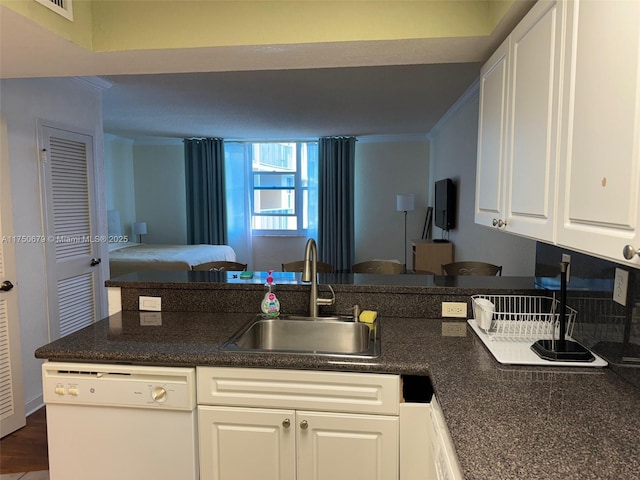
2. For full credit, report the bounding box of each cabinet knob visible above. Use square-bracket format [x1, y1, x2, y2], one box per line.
[623, 244, 639, 260]
[282, 418, 291, 428]
[0, 280, 14, 292]
[492, 218, 499, 227]
[300, 420, 308, 430]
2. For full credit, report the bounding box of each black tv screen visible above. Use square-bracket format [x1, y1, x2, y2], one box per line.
[434, 178, 456, 231]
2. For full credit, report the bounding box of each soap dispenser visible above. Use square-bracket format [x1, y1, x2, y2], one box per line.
[261, 270, 280, 317]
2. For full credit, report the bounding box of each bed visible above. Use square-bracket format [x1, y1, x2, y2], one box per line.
[108, 243, 237, 278]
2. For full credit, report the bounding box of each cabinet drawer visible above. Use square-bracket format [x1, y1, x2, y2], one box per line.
[197, 367, 400, 415]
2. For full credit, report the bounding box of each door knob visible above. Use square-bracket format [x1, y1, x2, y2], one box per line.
[90, 258, 102, 266]
[623, 244, 639, 260]
[0, 280, 14, 292]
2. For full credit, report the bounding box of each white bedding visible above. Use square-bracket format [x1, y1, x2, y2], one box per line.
[109, 244, 236, 278]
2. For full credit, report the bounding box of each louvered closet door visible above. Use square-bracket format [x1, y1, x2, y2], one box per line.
[41, 125, 102, 339]
[0, 116, 26, 438]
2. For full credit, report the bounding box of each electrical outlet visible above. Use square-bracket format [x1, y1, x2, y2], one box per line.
[441, 322, 468, 337]
[562, 253, 571, 282]
[613, 268, 629, 306]
[442, 302, 467, 318]
[139, 296, 162, 311]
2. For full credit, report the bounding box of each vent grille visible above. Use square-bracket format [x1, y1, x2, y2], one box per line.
[58, 273, 95, 337]
[35, 0, 73, 21]
[49, 136, 91, 260]
[0, 300, 15, 419]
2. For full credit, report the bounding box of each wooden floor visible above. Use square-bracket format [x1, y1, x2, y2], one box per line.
[0, 408, 49, 474]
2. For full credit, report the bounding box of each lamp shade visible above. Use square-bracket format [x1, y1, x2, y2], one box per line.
[132, 222, 147, 235]
[396, 193, 415, 212]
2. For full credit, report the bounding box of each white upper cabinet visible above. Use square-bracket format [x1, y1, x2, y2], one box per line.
[476, 0, 565, 242]
[475, 37, 510, 229]
[556, 0, 640, 268]
[505, 0, 565, 241]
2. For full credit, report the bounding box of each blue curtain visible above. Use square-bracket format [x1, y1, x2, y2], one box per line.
[318, 137, 356, 273]
[184, 138, 227, 245]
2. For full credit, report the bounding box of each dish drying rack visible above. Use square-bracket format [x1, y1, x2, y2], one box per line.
[471, 294, 576, 341]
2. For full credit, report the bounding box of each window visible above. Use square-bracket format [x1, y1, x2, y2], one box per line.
[224, 142, 318, 236]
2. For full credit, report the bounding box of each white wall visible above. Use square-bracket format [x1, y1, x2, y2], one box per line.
[133, 142, 187, 244]
[428, 85, 536, 276]
[0, 77, 106, 413]
[355, 137, 430, 266]
[104, 134, 136, 238]
[253, 236, 308, 271]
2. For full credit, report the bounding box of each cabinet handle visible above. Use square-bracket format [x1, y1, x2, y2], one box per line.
[300, 420, 308, 430]
[492, 219, 507, 228]
[623, 244, 639, 260]
[282, 418, 291, 428]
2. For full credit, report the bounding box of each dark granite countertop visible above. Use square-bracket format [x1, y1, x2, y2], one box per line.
[35, 311, 640, 480]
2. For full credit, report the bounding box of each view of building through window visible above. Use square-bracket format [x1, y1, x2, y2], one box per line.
[225, 142, 318, 235]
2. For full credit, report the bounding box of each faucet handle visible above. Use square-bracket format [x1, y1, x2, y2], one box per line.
[352, 304, 361, 321]
[317, 284, 335, 306]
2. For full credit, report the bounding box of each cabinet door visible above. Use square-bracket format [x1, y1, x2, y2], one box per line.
[198, 406, 296, 480]
[476, 37, 510, 228]
[297, 411, 399, 480]
[505, 0, 565, 241]
[557, 0, 640, 267]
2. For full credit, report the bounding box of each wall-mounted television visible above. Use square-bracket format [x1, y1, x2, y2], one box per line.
[434, 178, 456, 231]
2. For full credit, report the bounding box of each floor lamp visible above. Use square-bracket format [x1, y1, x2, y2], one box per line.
[396, 193, 415, 273]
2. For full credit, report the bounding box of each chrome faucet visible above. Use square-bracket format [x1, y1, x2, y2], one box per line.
[301, 238, 335, 317]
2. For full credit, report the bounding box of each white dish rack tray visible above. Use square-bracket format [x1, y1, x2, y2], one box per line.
[471, 294, 576, 341]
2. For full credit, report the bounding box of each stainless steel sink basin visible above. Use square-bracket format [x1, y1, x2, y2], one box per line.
[222, 316, 380, 358]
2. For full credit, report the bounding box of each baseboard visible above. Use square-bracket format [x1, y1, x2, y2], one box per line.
[25, 395, 44, 416]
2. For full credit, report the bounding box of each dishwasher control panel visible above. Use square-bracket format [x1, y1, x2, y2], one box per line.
[43, 362, 196, 411]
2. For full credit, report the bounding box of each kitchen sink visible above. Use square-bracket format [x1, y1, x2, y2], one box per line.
[221, 315, 380, 358]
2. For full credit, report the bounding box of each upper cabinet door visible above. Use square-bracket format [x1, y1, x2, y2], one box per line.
[505, 0, 565, 242]
[556, 0, 640, 267]
[475, 37, 510, 229]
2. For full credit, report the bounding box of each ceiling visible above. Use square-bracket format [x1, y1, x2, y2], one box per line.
[0, 2, 535, 141]
[100, 63, 481, 140]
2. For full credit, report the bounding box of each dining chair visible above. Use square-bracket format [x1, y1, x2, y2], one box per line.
[192, 261, 248, 271]
[441, 261, 502, 276]
[351, 260, 403, 274]
[282, 260, 333, 273]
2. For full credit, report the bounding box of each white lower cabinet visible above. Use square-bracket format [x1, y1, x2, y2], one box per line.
[198, 406, 296, 480]
[198, 405, 398, 480]
[196, 367, 422, 480]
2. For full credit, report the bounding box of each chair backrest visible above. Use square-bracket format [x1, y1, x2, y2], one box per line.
[192, 261, 248, 272]
[282, 261, 333, 273]
[351, 260, 403, 274]
[441, 261, 502, 276]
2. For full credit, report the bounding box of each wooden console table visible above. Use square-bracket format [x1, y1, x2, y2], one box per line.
[412, 240, 453, 274]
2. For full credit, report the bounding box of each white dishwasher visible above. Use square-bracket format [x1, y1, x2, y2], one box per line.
[43, 362, 198, 480]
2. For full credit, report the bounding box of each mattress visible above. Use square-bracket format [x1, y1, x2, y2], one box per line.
[108, 243, 237, 278]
